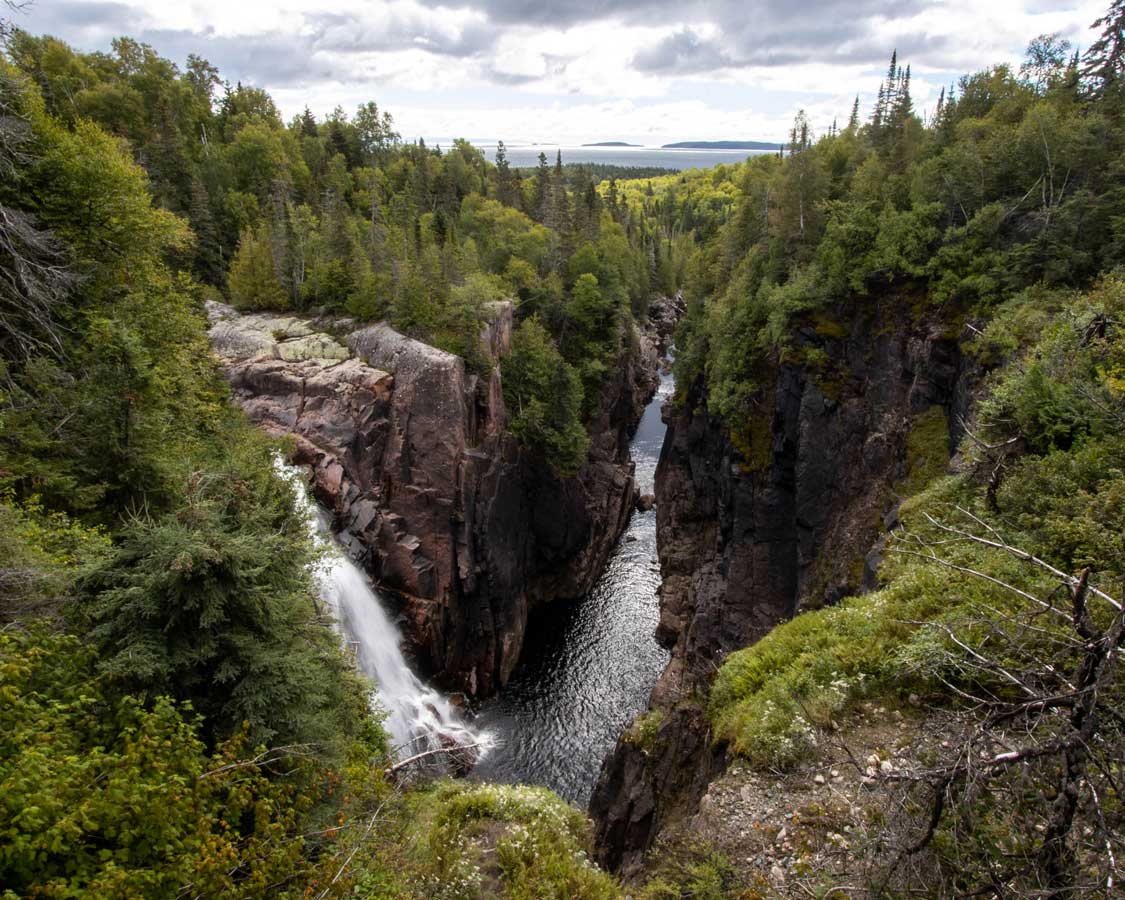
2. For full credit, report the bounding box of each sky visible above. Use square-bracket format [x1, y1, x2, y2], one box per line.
[11, 0, 1110, 145]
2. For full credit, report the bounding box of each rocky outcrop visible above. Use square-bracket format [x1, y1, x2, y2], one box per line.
[648, 293, 685, 354]
[591, 292, 971, 873]
[208, 302, 659, 697]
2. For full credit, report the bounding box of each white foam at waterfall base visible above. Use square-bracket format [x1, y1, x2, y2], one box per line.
[275, 457, 488, 761]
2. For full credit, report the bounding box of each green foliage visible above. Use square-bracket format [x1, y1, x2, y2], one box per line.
[673, 42, 1125, 431]
[83, 444, 367, 747]
[622, 709, 664, 750]
[229, 223, 288, 310]
[637, 850, 743, 900]
[501, 318, 589, 474]
[896, 405, 950, 497]
[432, 272, 505, 370]
[403, 782, 621, 900]
[0, 497, 110, 623]
[976, 274, 1125, 454]
[0, 64, 231, 515]
[710, 273, 1125, 770]
[0, 627, 385, 900]
[709, 552, 952, 768]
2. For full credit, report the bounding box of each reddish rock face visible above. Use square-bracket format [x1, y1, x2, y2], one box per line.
[208, 301, 659, 698]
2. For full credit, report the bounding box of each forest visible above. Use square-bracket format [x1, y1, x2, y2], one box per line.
[2, 0, 1125, 896]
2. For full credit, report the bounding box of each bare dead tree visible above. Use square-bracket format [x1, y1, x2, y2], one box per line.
[868, 515, 1125, 897]
[0, 69, 79, 367]
[1, 1, 32, 44]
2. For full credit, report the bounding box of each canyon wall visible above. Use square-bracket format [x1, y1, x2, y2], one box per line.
[591, 293, 973, 872]
[208, 303, 659, 697]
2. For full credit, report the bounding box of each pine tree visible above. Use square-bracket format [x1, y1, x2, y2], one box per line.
[848, 95, 861, 130]
[299, 106, 318, 137]
[534, 151, 551, 223]
[1082, 0, 1125, 99]
[188, 177, 222, 286]
[495, 140, 516, 207]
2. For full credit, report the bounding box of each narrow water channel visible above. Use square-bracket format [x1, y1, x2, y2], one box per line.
[473, 369, 674, 805]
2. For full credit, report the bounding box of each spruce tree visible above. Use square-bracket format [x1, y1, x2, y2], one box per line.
[188, 177, 222, 286]
[495, 140, 516, 207]
[299, 106, 318, 137]
[534, 151, 551, 222]
[1082, 0, 1125, 100]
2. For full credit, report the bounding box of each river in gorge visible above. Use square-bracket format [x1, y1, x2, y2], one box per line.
[472, 368, 674, 805]
[283, 363, 674, 800]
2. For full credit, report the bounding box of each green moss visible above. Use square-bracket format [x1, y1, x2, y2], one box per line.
[896, 405, 950, 498]
[622, 709, 664, 751]
[709, 554, 957, 769]
[730, 414, 773, 474]
[636, 848, 744, 899]
[811, 312, 849, 340]
[401, 782, 621, 900]
[817, 376, 845, 402]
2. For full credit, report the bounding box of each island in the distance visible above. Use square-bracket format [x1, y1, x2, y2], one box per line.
[581, 141, 642, 147]
[662, 140, 780, 150]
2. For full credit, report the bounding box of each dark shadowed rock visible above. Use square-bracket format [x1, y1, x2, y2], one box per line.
[591, 291, 976, 872]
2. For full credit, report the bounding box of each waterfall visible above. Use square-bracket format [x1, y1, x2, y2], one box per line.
[276, 458, 487, 761]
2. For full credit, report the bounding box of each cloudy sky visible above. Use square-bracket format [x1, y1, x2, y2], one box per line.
[13, 0, 1108, 145]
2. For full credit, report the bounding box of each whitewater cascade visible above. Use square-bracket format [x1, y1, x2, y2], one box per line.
[277, 459, 487, 760]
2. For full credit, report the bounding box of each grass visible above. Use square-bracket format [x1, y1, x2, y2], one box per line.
[636, 847, 744, 899]
[386, 782, 621, 900]
[623, 709, 664, 751]
[707, 472, 1067, 770]
[896, 405, 950, 499]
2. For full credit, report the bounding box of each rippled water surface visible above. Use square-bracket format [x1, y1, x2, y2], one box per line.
[473, 370, 674, 805]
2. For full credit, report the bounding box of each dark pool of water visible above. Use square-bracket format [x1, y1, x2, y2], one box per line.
[472, 371, 673, 805]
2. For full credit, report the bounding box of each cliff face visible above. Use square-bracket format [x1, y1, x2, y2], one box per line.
[208, 303, 659, 697]
[591, 293, 971, 873]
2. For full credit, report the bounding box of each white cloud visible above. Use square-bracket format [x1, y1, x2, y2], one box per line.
[16, 0, 1114, 144]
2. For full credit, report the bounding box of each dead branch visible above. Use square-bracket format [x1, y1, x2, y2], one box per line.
[384, 742, 480, 777]
[197, 744, 322, 779]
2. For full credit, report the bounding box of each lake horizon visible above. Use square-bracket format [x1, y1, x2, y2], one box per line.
[414, 140, 781, 171]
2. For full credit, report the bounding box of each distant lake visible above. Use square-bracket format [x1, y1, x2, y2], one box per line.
[423, 140, 778, 171]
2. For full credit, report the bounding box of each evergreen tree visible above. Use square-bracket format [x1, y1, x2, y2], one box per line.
[299, 105, 318, 137]
[228, 223, 287, 309]
[873, 84, 886, 130]
[534, 151, 551, 222]
[495, 140, 517, 207]
[188, 177, 223, 285]
[501, 317, 589, 474]
[1082, 0, 1125, 99]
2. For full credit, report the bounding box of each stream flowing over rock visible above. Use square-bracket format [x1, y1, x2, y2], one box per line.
[208, 301, 660, 698]
[590, 293, 978, 873]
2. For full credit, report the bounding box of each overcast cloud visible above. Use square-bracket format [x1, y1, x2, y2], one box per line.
[10, 0, 1109, 145]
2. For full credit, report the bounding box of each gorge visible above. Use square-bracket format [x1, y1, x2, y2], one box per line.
[6, 11, 1125, 894]
[206, 294, 683, 803]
